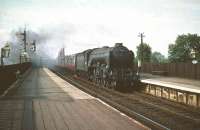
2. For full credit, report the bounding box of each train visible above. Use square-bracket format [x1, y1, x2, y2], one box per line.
[57, 43, 140, 89]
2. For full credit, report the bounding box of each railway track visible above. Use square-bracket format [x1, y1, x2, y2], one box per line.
[52, 67, 200, 130]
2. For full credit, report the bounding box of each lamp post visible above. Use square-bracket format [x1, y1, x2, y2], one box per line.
[30, 40, 36, 52]
[191, 49, 198, 79]
[1, 48, 4, 66]
[1, 42, 11, 66]
[191, 49, 198, 64]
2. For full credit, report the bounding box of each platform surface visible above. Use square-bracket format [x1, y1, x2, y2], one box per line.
[141, 73, 200, 94]
[0, 68, 148, 130]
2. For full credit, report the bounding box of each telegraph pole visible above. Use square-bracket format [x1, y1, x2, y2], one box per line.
[1, 48, 4, 66]
[137, 32, 145, 74]
[18, 28, 27, 63]
[16, 27, 36, 64]
[18, 27, 27, 52]
[62, 48, 65, 66]
[23, 28, 27, 52]
[40, 57, 42, 67]
[138, 32, 145, 63]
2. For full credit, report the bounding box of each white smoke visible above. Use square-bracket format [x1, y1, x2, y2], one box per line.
[1, 22, 125, 66]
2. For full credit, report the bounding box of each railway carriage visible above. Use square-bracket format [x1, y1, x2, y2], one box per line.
[64, 55, 75, 71]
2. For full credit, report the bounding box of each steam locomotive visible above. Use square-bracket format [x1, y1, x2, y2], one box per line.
[58, 43, 139, 89]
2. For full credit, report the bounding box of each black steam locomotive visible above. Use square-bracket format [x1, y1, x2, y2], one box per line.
[59, 43, 139, 89]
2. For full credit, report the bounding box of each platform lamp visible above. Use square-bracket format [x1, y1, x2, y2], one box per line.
[1, 42, 11, 66]
[191, 49, 198, 64]
[30, 40, 36, 52]
[191, 49, 198, 79]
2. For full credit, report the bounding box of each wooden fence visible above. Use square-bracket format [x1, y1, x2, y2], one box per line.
[141, 62, 200, 80]
[0, 62, 32, 94]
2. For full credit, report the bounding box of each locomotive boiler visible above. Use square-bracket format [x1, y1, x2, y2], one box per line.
[59, 43, 139, 89]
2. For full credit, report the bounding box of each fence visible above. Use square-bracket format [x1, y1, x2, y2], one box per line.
[141, 62, 200, 80]
[0, 62, 32, 94]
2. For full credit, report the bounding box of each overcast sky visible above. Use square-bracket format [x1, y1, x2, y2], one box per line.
[0, 0, 200, 58]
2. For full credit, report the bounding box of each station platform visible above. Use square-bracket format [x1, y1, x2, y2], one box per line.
[0, 68, 147, 130]
[141, 73, 200, 94]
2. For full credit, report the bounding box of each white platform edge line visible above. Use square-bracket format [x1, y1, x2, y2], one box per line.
[45, 68, 150, 130]
[141, 79, 200, 94]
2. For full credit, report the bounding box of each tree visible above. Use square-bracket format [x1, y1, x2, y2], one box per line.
[136, 43, 152, 62]
[151, 52, 167, 63]
[168, 33, 200, 62]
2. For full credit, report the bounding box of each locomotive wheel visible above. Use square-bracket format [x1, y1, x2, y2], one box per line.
[92, 76, 96, 82]
[111, 81, 117, 89]
[107, 80, 111, 88]
[131, 81, 134, 87]
[97, 78, 100, 85]
[88, 74, 93, 81]
[94, 78, 97, 84]
[103, 79, 107, 87]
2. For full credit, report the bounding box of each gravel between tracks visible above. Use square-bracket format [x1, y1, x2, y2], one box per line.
[52, 67, 200, 130]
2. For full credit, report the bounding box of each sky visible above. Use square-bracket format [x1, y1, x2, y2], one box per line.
[0, 0, 200, 58]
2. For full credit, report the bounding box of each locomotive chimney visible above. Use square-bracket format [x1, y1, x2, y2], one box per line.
[115, 43, 123, 47]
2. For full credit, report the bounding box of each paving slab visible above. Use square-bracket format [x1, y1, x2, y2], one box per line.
[0, 68, 148, 130]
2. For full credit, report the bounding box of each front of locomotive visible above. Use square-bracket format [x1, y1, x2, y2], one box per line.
[110, 43, 138, 87]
